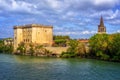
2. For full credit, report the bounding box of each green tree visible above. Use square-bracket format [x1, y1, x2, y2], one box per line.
[89, 34, 110, 60]
[3, 45, 13, 53]
[89, 33, 120, 61]
[67, 40, 78, 54]
[53, 35, 70, 40]
[0, 40, 4, 53]
[109, 33, 120, 61]
[76, 43, 86, 57]
[0, 40, 13, 53]
[29, 44, 35, 56]
[61, 40, 87, 58]
[53, 35, 70, 47]
[17, 42, 26, 55]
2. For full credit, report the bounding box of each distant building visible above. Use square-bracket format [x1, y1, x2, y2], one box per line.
[98, 16, 106, 34]
[13, 24, 53, 51]
[78, 39, 89, 46]
[4, 38, 13, 45]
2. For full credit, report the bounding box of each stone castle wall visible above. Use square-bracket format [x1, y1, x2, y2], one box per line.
[13, 24, 53, 51]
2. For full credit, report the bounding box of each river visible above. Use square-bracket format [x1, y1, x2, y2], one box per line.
[0, 54, 120, 80]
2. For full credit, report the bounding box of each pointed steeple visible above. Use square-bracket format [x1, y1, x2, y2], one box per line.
[98, 16, 106, 34]
[99, 16, 104, 27]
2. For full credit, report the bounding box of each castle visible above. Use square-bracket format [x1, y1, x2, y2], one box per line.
[98, 16, 106, 34]
[13, 24, 53, 51]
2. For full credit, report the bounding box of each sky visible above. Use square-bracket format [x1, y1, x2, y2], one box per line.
[0, 0, 120, 39]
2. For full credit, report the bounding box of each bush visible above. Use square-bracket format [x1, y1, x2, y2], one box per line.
[101, 54, 110, 60]
[61, 52, 76, 58]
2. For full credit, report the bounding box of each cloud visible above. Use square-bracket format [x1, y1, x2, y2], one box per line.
[55, 30, 96, 35]
[0, 0, 120, 38]
[109, 19, 120, 25]
[54, 30, 97, 38]
[45, 0, 65, 12]
[93, 0, 119, 6]
[117, 30, 120, 33]
[0, 0, 39, 15]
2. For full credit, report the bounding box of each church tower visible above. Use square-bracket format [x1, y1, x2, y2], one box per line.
[98, 16, 106, 34]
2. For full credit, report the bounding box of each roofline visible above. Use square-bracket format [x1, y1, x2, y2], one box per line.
[13, 24, 53, 29]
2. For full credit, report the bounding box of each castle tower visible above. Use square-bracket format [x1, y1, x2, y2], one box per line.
[13, 24, 53, 52]
[98, 16, 106, 34]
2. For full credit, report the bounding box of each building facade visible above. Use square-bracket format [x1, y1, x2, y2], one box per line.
[98, 16, 106, 34]
[13, 24, 53, 51]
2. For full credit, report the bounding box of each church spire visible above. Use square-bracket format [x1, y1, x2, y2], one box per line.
[100, 16, 104, 27]
[98, 16, 106, 34]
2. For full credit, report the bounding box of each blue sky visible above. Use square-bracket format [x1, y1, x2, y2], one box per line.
[0, 0, 120, 39]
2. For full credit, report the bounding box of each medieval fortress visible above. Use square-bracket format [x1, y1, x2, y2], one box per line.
[13, 24, 53, 51]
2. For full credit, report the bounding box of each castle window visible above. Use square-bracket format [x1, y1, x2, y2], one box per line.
[26, 39, 27, 42]
[23, 39, 25, 42]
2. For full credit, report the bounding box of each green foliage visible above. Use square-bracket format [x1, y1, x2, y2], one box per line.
[0, 40, 13, 53]
[76, 42, 86, 57]
[16, 43, 52, 57]
[0, 40, 4, 52]
[54, 39, 66, 46]
[101, 54, 110, 60]
[89, 33, 120, 61]
[29, 47, 34, 56]
[89, 34, 109, 56]
[53, 35, 70, 40]
[3, 45, 13, 53]
[89, 34, 109, 52]
[96, 51, 110, 60]
[61, 40, 86, 58]
[17, 42, 26, 55]
[61, 52, 76, 58]
[53, 35, 70, 47]
[109, 33, 120, 61]
[67, 40, 78, 54]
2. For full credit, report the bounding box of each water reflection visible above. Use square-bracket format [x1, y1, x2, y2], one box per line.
[0, 54, 120, 80]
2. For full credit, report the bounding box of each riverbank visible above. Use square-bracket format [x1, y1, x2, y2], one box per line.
[1, 52, 120, 62]
[14, 47, 68, 57]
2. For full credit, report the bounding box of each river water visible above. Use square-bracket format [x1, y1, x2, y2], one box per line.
[0, 54, 120, 80]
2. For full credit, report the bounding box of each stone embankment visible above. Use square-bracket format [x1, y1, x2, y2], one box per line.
[44, 47, 68, 57]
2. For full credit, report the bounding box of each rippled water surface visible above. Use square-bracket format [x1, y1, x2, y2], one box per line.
[0, 54, 120, 80]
